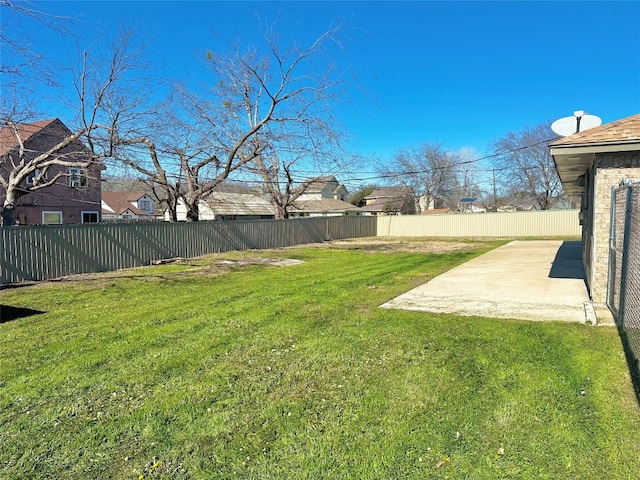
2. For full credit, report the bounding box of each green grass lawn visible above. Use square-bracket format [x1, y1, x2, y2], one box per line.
[1, 239, 639, 479]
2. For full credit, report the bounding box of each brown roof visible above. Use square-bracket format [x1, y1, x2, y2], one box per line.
[102, 192, 149, 216]
[0, 118, 59, 156]
[550, 113, 640, 147]
[421, 208, 451, 215]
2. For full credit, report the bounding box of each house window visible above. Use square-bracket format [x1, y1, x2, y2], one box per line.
[69, 167, 88, 188]
[82, 211, 99, 223]
[138, 199, 152, 212]
[42, 211, 62, 225]
[26, 169, 48, 186]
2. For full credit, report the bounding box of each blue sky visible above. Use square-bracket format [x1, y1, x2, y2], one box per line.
[5, 1, 640, 185]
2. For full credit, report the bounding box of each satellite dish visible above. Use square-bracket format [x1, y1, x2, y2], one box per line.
[551, 110, 602, 137]
[578, 114, 602, 131]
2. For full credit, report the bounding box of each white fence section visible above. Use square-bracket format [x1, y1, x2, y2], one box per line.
[376, 210, 580, 238]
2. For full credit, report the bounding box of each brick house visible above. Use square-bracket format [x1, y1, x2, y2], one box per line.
[0, 118, 103, 225]
[550, 113, 640, 315]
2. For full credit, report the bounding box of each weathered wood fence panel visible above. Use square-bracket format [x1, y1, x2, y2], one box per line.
[0, 217, 377, 284]
[376, 210, 580, 238]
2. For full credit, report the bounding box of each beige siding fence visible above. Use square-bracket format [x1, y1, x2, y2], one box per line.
[376, 210, 580, 238]
[0, 216, 376, 284]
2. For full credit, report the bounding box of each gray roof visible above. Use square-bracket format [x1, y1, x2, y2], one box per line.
[363, 186, 414, 212]
[362, 198, 407, 212]
[364, 186, 413, 200]
[204, 192, 274, 216]
[290, 198, 363, 213]
[303, 176, 339, 193]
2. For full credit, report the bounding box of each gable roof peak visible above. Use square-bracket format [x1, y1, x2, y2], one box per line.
[0, 118, 67, 156]
[102, 191, 150, 215]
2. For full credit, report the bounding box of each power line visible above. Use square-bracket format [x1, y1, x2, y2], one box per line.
[3, 120, 560, 194]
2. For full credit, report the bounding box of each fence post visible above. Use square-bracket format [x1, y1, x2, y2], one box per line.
[618, 186, 634, 324]
[607, 186, 619, 317]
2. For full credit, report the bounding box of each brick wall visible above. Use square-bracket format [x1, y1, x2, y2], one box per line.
[590, 153, 640, 303]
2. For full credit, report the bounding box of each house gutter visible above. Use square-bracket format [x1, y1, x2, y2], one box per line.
[550, 140, 640, 157]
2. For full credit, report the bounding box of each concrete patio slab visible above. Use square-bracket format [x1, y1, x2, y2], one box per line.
[381, 240, 598, 323]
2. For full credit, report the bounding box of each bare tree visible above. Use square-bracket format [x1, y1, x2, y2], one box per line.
[0, 31, 145, 225]
[492, 124, 562, 210]
[380, 142, 478, 212]
[247, 150, 319, 219]
[0, 1, 70, 78]
[247, 130, 349, 219]
[1, 1, 74, 123]
[110, 21, 351, 221]
[109, 93, 266, 222]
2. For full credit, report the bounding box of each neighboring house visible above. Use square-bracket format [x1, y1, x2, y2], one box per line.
[287, 175, 362, 217]
[421, 208, 451, 215]
[297, 176, 348, 202]
[549, 112, 640, 314]
[362, 186, 415, 215]
[166, 192, 275, 221]
[288, 198, 364, 218]
[101, 192, 161, 221]
[418, 194, 446, 212]
[459, 197, 486, 213]
[0, 118, 102, 225]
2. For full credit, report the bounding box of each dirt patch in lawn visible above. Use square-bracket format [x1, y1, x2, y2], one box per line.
[5, 238, 490, 289]
[292, 237, 493, 254]
[215, 258, 305, 268]
[38, 257, 305, 285]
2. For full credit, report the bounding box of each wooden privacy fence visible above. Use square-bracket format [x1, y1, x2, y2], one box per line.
[0, 216, 376, 284]
[377, 210, 581, 237]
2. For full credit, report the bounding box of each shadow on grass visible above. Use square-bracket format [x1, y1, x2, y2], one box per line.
[0, 305, 45, 323]
[0, 282, 37, 291]
[616, 325, 640, 407]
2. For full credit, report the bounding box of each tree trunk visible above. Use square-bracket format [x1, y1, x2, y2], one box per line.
[273, 202, 287, 220]
[166, 205, 178, 222]
[185, 201, 199, 222]
[1, 187, 18, 226]
[1, 205, 16, 226]
[163, 193, 180, 222]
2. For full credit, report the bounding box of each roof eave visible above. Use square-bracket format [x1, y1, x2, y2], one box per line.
[550, 140, 640, 196]
[549, 140, 640, 156]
